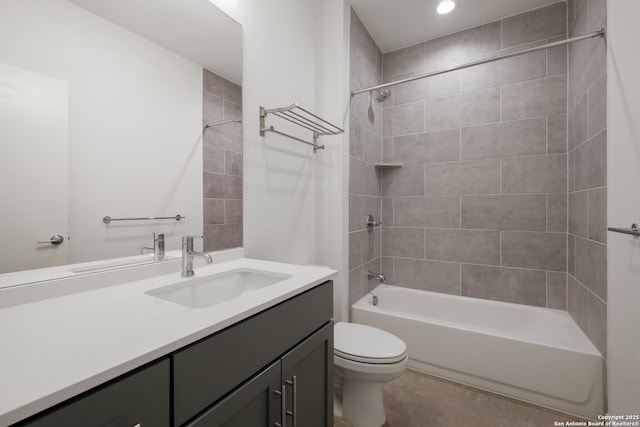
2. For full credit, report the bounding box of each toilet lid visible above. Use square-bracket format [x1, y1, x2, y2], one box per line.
[334, 322, 407, 364]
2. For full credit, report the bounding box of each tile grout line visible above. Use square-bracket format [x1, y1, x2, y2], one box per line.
[546, 116, 550, 155]
[545, 271, 549, 308]
[499, 230, 503, 267]
[546, 194, 549, 233]
[391, 255, 565, 274]
[423, 227, 427, 260]
[545, 42, 549, 78]
[499, 158, 503, 195]
[570, 271, 608, 306]
[499, 86, 503, 123]
[458, 127, 462, 162]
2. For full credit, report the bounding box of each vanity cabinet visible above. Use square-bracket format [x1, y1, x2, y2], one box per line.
[17, 358, 171, 427]
[174, 281, 333, 426]
[280, 321, 333, 427]
[188, 360, 282, 427]
[186, 322, 333, 427]
[12, 281, 333, 427]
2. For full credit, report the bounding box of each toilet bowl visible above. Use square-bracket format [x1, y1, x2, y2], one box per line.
[334, 322, 408, 427]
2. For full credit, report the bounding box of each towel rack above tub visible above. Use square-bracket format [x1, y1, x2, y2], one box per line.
[259, 102, 343, 153]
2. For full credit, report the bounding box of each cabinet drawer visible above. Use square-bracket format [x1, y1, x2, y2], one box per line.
[16, 358, 170, 427]
[173, 281, 332, 426]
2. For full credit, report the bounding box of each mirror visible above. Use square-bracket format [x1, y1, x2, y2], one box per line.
[0, 0, 242, 280]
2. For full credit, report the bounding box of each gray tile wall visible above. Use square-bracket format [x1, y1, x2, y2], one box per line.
[349, 9, 383, 307]
[349, 2, 608, 367]
[379, 2, 569, 309]
[567, 0, 607, 358]
[203, 70, 243, 251]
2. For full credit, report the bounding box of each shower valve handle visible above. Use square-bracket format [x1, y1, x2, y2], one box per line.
[366, 214, 382, 231]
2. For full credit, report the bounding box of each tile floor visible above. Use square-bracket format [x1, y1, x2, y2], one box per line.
[334, 369, 588, 427]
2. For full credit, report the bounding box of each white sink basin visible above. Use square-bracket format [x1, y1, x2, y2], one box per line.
[145, 268, 292, 308]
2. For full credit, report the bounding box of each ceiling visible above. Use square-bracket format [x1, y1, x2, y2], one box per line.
[350, 0, 565, 53]
[68, 0, 242, 84]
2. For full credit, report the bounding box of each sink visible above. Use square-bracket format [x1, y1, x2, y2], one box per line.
[145, 268, 292, 308]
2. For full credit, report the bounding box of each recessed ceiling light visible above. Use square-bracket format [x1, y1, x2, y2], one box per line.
[437, 0, 456, 14]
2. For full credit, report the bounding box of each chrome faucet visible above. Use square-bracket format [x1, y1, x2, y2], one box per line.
[181, 235, 213, 277]
[142, 232, 165, 262]
[368, 271, 386, 283]
[366, 214, 383, 231]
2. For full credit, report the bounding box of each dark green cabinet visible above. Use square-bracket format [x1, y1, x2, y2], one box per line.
[186, 322, 333, 427]
[16, 358, 170, 427]
[173, 282, 333, 426]
[186, 361, 283, 427]
[12, 281, 333, 427]
[281, 322, 333, 427]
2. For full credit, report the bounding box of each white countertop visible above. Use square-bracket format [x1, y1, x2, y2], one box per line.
[0, 258, 337, 426]
[0, 249, 245, 309]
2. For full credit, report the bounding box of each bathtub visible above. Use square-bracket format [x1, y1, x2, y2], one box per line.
[351, 284, 604, 419]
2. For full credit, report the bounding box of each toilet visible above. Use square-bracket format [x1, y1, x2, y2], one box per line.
[334, 322, 408, 427]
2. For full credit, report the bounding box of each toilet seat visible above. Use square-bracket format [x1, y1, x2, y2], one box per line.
[334, 322, 407, 364]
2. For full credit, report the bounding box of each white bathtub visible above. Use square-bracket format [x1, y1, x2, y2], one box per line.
[351, 284, 604, 419]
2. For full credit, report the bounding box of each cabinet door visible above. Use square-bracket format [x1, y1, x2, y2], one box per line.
[173, 281, 333, 426]
[186, 361, 282, 427]
[281, 322, 333, 427]
[17, 359, 170, 427]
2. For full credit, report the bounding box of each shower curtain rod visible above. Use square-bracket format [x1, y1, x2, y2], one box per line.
[351, 28, 606, 97]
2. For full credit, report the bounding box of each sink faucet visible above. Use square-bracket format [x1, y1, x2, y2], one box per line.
[142, 232, 165, 262]
[368, 271, 386, 283]
[181, 235, 213, 277]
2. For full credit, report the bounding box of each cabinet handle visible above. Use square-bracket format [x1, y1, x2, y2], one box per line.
[273, 385, 286, 427]
[286, 376, 297, 426]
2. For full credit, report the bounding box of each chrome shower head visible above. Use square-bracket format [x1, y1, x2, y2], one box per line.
[374, 88, 391, 103]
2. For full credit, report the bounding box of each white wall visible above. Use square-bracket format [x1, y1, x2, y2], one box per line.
[314, 0, 351, 322]
[0, 0, 204, 263]
[227, 0, 323, 265]
[0, 64, 69, 273]
[211, 0, 351, 320]
[607, 0, 640, 413]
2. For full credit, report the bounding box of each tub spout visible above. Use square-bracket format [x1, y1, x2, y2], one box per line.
[368, 271, 386, 283]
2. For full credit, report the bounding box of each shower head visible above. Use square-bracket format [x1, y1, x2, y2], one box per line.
[373, 88, 391, 103]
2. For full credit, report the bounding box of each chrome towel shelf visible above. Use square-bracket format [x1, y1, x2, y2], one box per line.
[259, 102, 343, 153]
[103, 215, 185, 224]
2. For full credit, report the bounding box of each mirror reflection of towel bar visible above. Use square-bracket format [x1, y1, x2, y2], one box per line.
[102, 215, 185, 224]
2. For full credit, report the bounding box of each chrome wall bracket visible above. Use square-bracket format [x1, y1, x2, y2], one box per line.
[608, 223, 640, 238]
